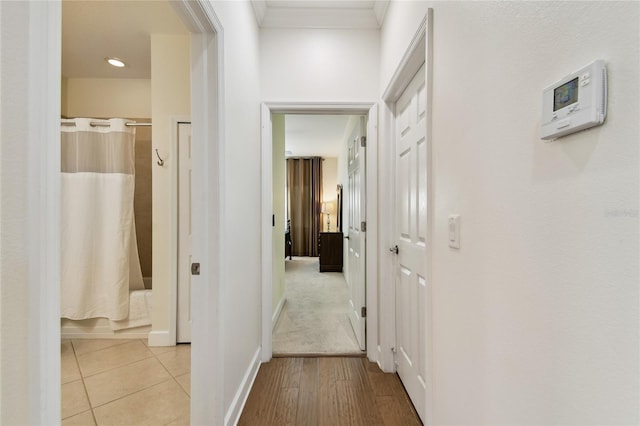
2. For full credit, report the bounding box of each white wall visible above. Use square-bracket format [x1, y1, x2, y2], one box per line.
[209, 1, 263, 420]
[381, 1, 639, 424]
[1, 2, 61, 423]
[65, 78, 151, 118]
[0, 4, 30, 422]
[322, 157, 338, 232]
[261, 28, 379, 102]
[150, 34, 190, 335]
[272, 114, 285, 314]
[379, 1, 429, 95]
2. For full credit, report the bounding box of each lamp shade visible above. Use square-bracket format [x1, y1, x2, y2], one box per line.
[322, 201, 335, 215]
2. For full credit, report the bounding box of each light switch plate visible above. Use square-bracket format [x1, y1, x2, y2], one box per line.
[448, 215, 460, 249]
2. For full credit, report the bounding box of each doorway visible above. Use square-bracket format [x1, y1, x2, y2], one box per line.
[260, 103, 379, 362]
[36, 1, 224, 424]
[271, 114, 364, 356]
[60, 1, 180, 340]
[380, 11, 433, 424]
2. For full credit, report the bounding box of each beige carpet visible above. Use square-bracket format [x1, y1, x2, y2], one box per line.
[272, 257, 363, 356]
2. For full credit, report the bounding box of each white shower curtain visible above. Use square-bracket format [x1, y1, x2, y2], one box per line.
[60, 118, 144, 321]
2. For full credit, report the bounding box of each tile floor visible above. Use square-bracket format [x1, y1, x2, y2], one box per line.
[61, 339, 190, 425]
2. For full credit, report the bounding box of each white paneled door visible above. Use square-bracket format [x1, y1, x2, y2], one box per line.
[347, 117, 366, 351]
[394, 64, 428, 422]
[177, 122, 192, 343]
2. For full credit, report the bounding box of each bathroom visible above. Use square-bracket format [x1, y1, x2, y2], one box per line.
[60, 1, 190, 341]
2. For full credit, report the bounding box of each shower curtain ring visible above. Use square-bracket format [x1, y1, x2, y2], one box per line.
[155, 149, 165, 166]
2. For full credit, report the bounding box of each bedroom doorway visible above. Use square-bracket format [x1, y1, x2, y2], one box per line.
[261, 104, 379, 361]
[272, 114, 363, 356]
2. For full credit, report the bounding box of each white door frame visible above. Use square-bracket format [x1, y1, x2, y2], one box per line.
[380, 10, 434, 425]
[21, 3, 62, 423]
[28, 1, 224, 424]
[170, 2, 225, 423]
[261, 102, 379, 362]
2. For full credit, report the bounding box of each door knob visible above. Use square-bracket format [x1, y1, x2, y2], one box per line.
[389, 245, 399, 254]
[344, 236, 350, 240]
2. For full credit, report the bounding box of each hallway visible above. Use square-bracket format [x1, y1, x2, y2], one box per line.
[3, 1, 638, 425]
[238, 357, 421, 425]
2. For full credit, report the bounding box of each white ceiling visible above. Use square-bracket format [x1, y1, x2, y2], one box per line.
[62, 1, 369, 153]
[62, 1, 188, 79]
[285, 115, 359, 158]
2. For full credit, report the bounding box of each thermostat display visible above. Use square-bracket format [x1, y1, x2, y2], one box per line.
[541, 60, 607, 140]
[553, 77, 578, 111]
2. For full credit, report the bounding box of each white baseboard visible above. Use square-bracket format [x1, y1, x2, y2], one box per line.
[224, 347, 262, 426]
[272, 296, 286, 331]
[148, 330, 174, 347]
[61, 319, 150, 340]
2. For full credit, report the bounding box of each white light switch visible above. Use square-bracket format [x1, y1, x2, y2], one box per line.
[448, 215, 460, 249]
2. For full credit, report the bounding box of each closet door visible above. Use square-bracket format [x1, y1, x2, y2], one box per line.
[394, 64, 428, 422]
[177, 122, 192, 343]
[347, 117, 366, 351]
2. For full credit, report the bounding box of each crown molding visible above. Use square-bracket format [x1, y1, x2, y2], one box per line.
[250, 0, 267, 26]
[373, 0, 389, 26]
[251, 1, 389, 29]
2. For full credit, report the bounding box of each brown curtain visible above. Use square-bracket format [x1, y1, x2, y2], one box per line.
[287, 157, 323, 257]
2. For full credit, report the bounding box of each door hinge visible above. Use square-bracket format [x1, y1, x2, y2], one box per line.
[361, 221, 366, 232]
[361, 306, 367, 318]
[191, 263, 200, 275]
[360, 136, 366, 147]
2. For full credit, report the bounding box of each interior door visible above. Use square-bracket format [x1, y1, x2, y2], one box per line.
[347, 117, 366, 351]
[394, 63, 428, 422]
[177, 121, 192, 343]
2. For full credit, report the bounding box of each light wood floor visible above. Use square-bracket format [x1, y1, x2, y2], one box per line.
[239, 357, 422, 426]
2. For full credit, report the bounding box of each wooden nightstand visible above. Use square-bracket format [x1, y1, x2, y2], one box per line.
[319, 232, 343, 272]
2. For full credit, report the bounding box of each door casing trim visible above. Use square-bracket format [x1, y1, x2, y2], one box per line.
[380, 9, 433, 426]
[260, 101, 379, 363]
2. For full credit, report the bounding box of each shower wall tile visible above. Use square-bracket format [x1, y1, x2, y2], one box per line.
[133, 119, 153, 279]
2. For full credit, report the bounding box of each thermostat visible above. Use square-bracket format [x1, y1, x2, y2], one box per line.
[541, 60, 607, 140]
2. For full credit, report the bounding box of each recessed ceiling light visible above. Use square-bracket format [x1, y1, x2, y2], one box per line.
[105, 57, 126, 68]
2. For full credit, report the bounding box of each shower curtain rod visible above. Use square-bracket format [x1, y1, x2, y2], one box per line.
[60, 121, 152, 127]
